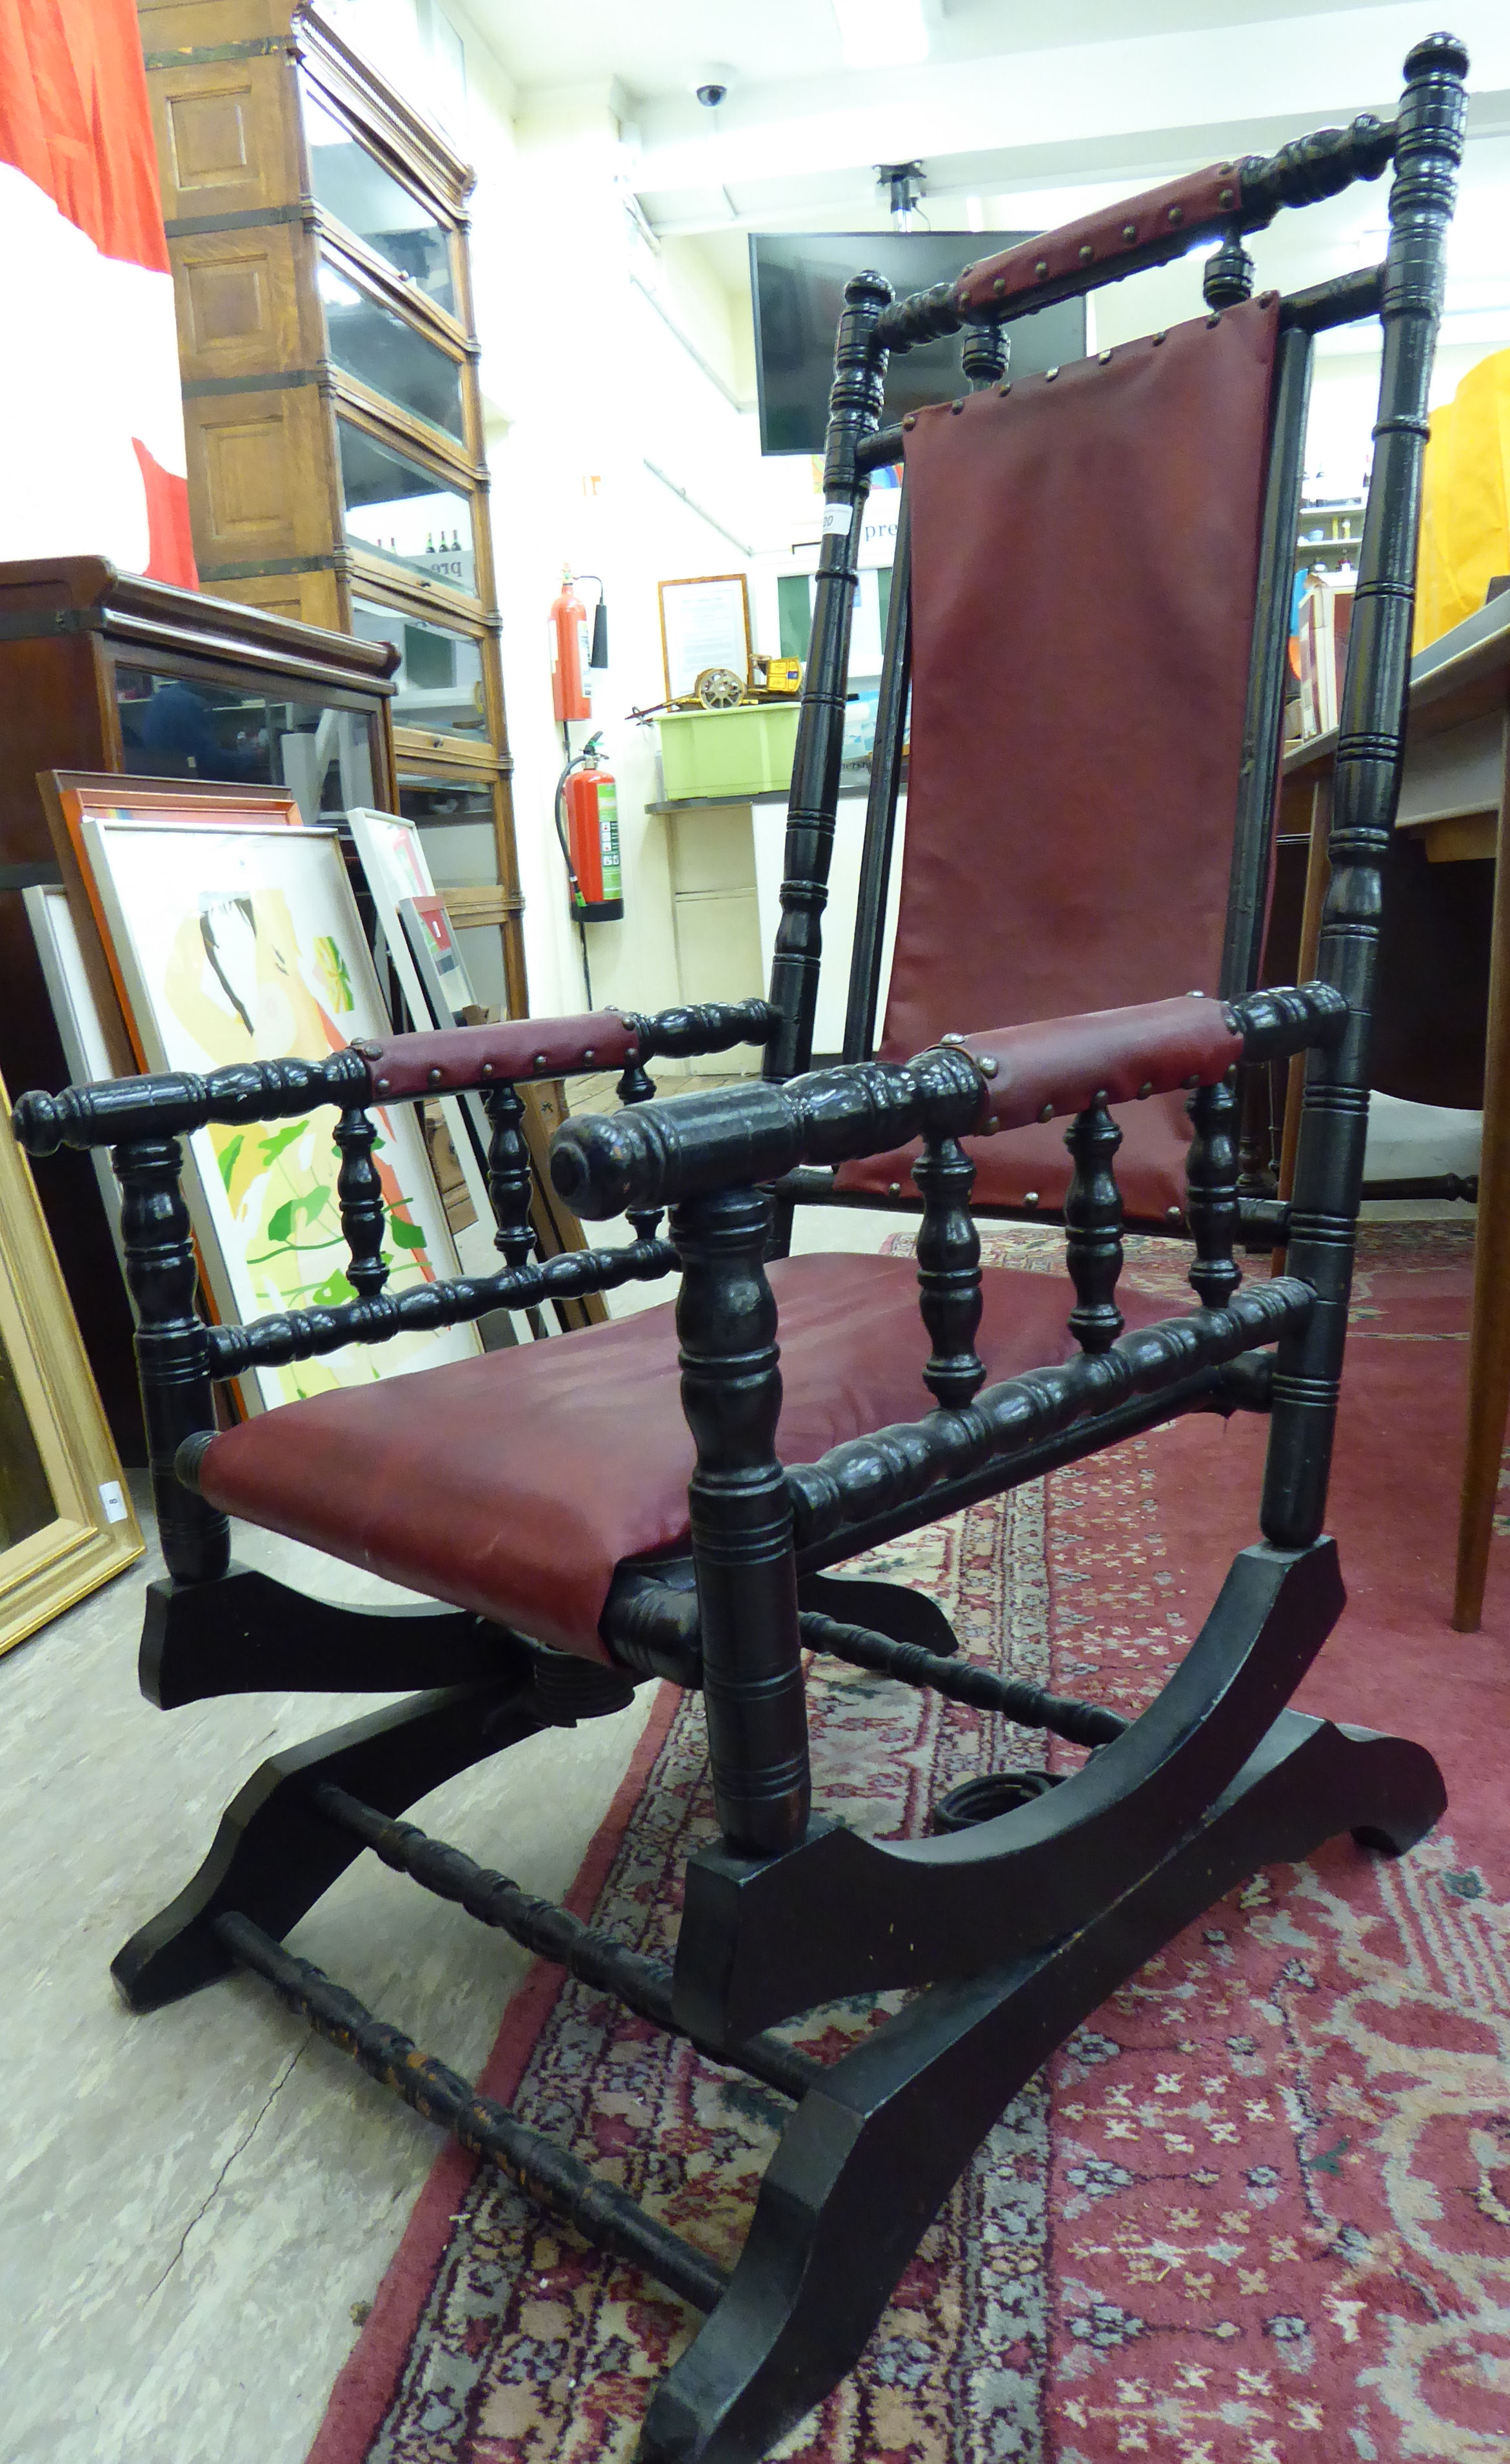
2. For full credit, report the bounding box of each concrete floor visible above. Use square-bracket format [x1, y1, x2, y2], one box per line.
[0, 1495, 657, 2463]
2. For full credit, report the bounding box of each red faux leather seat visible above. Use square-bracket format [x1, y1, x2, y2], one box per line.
[195, 1249, 1187, 1664]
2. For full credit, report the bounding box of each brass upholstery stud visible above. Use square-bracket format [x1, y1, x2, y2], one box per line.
[1207, 312, 1222, 327]
[888, 1181, 902, 1197]
[940, 1032, 966, 1044]
[1035, 258, 1049, 277]
[1078, 243, 1093, 262]
[975, 1055, 1000, 1078]
[1168, 204, 1184, 224]
[1167, 1205, 1184, 1223]
[902, 413, 917, 429]
[1152, 330, 1167, 346]
[1093, 1089, 1108, 1104]
[428, 1065, 444, 1086]
[375, 1076, 391, 1094]
[993, 276, 1006, 295]
[1045, 366, 1059, 380]
[1137, 1079, 1153, 1099]
[1098, 348, 1113, 364]
[1122, 222, 1137, 241]
[533, 1052, 549, 1069]
[1024, 1190, 1040, 1207]
[1038, 1099, 1054, 1121]
[481, 1061, 494, 1077]
[998, 380, 1012, 395]
[951, 399, 966, 413]
[583, 1048, 595, 1062]
[1184, 1073, 1202, 1090]
[1220, 188, 1235, 206]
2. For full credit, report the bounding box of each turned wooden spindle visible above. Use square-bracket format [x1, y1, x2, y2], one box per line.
[333, 1107, 390, 1298]
[615, 1052, 665, 1245]
[1187, 1073, 1244, 1312]
[1064, 1098, 1125, 1352]
[913, 1130, 985, 1407]
[483, 1079, 537, 1269]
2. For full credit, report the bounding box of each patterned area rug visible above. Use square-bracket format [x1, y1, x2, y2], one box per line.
[310, 1225, 1510, 2463]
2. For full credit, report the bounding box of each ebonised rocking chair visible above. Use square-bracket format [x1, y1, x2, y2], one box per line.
[12, 35, 1467, 2464]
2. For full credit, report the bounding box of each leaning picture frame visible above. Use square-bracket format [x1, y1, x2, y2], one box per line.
[69, 804, 481, 1412]
[0, 1064, 143, 1655]
[25, 882, 127, 1257]
[346, 806, 496, 1233]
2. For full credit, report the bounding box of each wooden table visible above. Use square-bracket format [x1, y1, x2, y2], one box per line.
[1280, 597, 1510, 1630]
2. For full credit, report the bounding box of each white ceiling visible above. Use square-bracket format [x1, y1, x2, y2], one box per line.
[462, 0, 1510, 353]
[474, 0, 1417, 105]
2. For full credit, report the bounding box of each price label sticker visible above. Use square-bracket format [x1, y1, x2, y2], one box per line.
[821, 502, 856, 537]
[99, 1479, 130, 1524]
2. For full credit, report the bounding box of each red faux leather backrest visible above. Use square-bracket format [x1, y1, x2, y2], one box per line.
[839, 292, 1280, 1225]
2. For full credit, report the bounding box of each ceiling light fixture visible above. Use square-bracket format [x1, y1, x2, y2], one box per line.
[832, 0, 929, 70]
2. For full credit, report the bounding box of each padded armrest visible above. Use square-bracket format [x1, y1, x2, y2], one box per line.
[8, 998, 781, 1154]
[550, 986, 1345, 1222]
[949, 996, 1244, 1130]
[352, 1012, 638, 1099]
[353, 998, 781, 1099]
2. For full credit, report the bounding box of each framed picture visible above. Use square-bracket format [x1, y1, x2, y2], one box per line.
[25, 882, 126, 1254]
[74, 808, 481, 1412]
[399, 892, 475, 1026]
[346, 807, 495, 1233]
[657, 573, 753, 704]
[0, 1065, 142, 1656]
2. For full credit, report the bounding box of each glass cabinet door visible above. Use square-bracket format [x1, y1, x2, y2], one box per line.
[337, 419, 477, 595]
[319, 253, 466, 444]
[301, 72, 457, 315]
[352, 598, 486, 739]
[113, 666, 378, 825]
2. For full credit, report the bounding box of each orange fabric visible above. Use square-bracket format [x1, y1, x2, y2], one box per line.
[132, 438, 197, 583]
[839, 295, 1279, 1223]
[195, 1251, 1191, 1662]
[0, 0, 168, 269]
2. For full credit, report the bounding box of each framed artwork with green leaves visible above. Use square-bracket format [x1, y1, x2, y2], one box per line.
[75, 808, 479, 1412]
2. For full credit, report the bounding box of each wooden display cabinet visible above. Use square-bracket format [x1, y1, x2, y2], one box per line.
[137, 0, 526, 1014]
[0, 553, 399, 1451]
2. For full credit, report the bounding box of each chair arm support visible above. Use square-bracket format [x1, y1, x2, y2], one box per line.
[551, 1047, 987, 1221]
[10, 998, 780, 1153]
[549, 986, 1347, 1223]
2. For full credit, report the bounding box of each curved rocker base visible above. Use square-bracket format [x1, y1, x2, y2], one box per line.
[637, 1708, 1444, 2464]
[113, 1678, 541, 2011]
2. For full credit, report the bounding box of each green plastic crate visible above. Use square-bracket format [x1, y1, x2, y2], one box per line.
[656, 702, 801, 801]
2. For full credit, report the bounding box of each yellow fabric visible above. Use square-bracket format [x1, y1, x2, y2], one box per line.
[1414, 350, 1510, 651]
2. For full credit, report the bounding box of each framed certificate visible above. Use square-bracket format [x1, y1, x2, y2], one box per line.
[657, 573, 752, 704]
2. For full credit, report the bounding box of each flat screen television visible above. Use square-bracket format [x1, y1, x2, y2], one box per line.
[750, 231, 1088, 457]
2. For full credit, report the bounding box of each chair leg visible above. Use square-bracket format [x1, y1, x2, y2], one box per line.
[638, 1706, 1443, 2464]
[113, 1679, 541, 2013]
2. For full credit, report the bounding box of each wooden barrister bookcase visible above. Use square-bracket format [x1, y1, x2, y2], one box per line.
[137, 0, 526, 1018]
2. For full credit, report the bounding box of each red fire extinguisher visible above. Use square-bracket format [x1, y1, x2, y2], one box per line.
[556, 734, 622, 924]
[549, 570, 593, 721]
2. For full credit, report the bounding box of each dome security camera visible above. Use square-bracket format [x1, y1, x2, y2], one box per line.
[692, 66, 733, 107]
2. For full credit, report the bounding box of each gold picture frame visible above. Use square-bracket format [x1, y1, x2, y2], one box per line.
[0, 1063, 143, 1655]
[657, 573, 753, 705]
